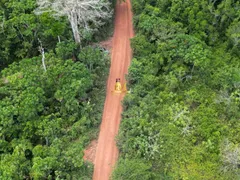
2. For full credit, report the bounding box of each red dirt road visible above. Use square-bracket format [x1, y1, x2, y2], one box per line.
[93, 0, 134, 179]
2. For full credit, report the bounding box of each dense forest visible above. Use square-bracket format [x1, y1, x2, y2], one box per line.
[2, 0, 240, 179]
[0, 0, 114, 179]
[113, 0, 240, 179]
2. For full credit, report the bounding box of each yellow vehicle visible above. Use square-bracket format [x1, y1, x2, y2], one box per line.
[114, 78, 122, 93]
[113, 78, 129, 94]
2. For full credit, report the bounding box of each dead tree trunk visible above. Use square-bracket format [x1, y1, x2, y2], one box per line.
[38, 38, 47, 72]
[69, 12, 81, 44]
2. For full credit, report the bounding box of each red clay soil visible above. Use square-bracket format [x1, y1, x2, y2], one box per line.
[92, 0, 134, 180]
[83, 140, 98, 164]
[99, 38, 113, 51]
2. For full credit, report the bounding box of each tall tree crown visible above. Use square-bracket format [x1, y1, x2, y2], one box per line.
[35, 0, 112, 43]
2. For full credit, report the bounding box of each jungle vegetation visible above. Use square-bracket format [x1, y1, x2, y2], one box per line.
[0, 0, 113, 179]
[113, 0, 240, 179]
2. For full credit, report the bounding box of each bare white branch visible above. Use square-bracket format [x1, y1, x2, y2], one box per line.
[35, 0, 112, 43]
[38, 38, 47, 72]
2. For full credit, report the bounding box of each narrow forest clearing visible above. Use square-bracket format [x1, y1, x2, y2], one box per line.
[92, 0, 134, 179]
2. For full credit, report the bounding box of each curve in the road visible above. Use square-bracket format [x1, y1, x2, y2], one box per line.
[93, 0, 134, 180]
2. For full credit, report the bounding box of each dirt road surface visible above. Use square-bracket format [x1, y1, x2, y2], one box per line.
[93, 0, 134, 179]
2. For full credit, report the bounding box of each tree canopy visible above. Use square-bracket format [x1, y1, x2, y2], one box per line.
[113, 0, 240, 179]
[0, 48, 110, 178]
[0, 0, 113, 179]
[35, 0, 112, 44]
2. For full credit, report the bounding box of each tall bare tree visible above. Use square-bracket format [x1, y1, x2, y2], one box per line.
[38, 38, 47, 72]
[35, 0, 112, 43]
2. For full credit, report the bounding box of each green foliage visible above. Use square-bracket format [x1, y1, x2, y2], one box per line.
[0, 46, 109, 178]
[55, 40, 78, 60]
[0, 0, 114, 69]
[111, 158, 154, 180]
[0, 0, 113, 179]
[113, 0, 240, 179]
[131, 34, 155, 57]
[0, 0, 70, 69]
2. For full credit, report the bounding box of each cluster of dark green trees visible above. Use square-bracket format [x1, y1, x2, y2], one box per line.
[0, 0, 113, 179]
[113, 0, 240, 179]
